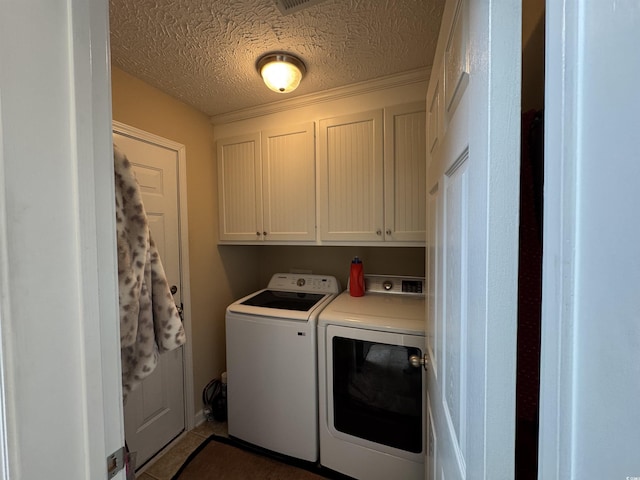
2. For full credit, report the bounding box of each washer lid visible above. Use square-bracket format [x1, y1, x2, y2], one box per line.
[319, 291, 425, 335]
[227, 288, 336, 322]
[226, 273, 341, 321]
[240, 290, 325, 311]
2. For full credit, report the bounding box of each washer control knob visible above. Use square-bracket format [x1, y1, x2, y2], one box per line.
[383, 280, 393, 291]
[297, 278, 306, 287]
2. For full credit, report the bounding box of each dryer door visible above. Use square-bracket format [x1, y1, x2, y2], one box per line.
[326, 324, 425, 460]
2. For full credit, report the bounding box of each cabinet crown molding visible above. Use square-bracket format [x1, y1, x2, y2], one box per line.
[210, 67, 430, 125]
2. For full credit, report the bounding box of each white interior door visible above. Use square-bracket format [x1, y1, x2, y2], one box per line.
[113, 126, 186, 467]
[425, 0, 521, 478]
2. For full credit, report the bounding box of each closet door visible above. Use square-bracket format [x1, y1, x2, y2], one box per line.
[319, 110, 384, 242]
[114, 125, 186, 468]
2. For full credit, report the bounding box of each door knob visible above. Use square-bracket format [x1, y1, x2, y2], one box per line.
[409, 354, 429, 371]
[170, 285, 178, 295]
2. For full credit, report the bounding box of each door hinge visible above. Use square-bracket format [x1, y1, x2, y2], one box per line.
[107, 446, 126, 479]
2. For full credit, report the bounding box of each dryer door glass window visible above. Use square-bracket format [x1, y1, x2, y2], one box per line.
[332, 337, 422, 453]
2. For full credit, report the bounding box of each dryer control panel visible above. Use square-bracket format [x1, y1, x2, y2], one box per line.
[364, 275, 425, 296]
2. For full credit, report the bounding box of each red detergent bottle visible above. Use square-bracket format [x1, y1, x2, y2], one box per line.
[349, 256, 365, 297]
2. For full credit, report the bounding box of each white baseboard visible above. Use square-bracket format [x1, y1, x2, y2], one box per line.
[194, 409, 207, 427]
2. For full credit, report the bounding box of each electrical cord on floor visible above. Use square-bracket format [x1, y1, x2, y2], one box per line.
[202, 378, 226, 422]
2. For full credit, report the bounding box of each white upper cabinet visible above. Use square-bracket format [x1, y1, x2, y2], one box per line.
[384, 102, 427, 242]
[319, 104, 426, 244]
[261, 123, 316, 241]
[217, 123, 316, 242]
[319, 110, 385, 241]
[217, 132, 263, 241]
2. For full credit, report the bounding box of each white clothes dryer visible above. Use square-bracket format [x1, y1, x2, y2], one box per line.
[225, 273, 340, 462]
[318, 274, 426, 480]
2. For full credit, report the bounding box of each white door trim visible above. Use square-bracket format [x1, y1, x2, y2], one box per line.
[539, 1, 640, 478]
[537, 1, 579, 478]
[0, 0, 124, 478]
[112, 121, 195, 432]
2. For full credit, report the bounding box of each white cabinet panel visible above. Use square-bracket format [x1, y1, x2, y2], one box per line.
[320, 106, 426, 244]
[319, 110, 384, 241]
[384, 102, 427, 242]
[217, 133, 262, 241]
[217, 124, 316, 243]
[262, 123, 316, 241]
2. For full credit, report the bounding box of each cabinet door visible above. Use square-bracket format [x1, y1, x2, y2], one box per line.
[217, 133, 263, 241]
[319, 110, 384, 241]
[261, 123, 316, 241]
[384, 102, 427, 242]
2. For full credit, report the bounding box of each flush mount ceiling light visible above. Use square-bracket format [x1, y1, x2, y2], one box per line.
[256, 53, 306, 93]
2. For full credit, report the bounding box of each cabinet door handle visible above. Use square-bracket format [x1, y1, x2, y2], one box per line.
[376, 229, 382, 236]
[386, 229, 392, 235]
[263, 231, 267, 236]
[256, 231, 261, 236]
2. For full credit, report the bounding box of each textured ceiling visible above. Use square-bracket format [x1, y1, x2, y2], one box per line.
[109, 0, 445, 117]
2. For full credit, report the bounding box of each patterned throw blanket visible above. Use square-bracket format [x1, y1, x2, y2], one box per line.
[114, 145, 186, 399]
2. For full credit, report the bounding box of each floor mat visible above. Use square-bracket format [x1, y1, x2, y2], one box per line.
[171, 435, 353, 480]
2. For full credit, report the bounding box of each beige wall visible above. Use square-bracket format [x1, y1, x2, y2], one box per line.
[256, 246, 424, 288]
[111, 66, 259, 416]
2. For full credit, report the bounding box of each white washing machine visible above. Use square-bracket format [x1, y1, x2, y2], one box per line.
[225, 273, 340, 462]
[318, 274, 426, 480]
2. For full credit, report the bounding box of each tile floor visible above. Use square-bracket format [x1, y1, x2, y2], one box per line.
[136, 419, 228, 480]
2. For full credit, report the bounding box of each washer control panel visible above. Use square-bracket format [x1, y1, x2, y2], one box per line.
[267, 273, 341, 294]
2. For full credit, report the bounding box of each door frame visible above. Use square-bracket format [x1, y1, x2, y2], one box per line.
[113, 121, 195, 433]
[536, 0, 578, 476]
[0, 0, 124, 477]
[539, 1, 640, 478]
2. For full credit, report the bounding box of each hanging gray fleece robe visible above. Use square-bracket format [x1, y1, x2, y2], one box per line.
[114, 144, 186, 400]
